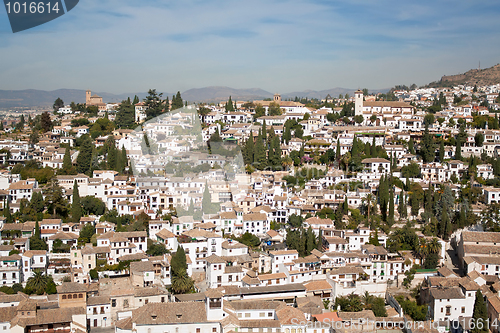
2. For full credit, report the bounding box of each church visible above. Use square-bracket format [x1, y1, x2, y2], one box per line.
[354, 90, 414, 117]
[86, 90, 107, 111]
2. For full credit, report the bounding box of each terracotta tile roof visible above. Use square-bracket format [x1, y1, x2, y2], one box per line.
[130, 302, 209, 325]
[56, 282, 88, 294]
[155, 228, 175, 239]
[462, 231, 500, 244]
[429, 287, 465, 300]
[304, 279, 332, 292]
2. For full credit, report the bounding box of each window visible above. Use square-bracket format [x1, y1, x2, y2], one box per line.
[111, 299, 116, 307]
[245, 313, 251, 318]
[196, 329, 200, 333]
[213, 328, 217, 333]
[62, 295, 66, 299]
[461, 307, 465, 313]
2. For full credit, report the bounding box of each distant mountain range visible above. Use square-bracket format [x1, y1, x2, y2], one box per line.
[0, 86, 392, 109]
[427, 63, 500, 88]
[0, 89, 152, 109]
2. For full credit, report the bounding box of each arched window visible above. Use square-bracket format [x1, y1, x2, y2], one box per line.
[67, 294, 72, 299]
[62, 295, 67, 299]
[79, 294, 83, 298]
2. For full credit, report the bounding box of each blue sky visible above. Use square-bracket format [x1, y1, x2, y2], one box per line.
[0, 0, 499, 94]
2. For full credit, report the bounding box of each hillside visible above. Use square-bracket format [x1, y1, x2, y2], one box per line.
[427, 63, 500, 87]
[181, 86, 273, 102]
[0, 89, 151, 109]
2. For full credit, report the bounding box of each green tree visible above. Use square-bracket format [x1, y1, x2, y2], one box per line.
[144, 89, 165, 119]
[115, 98, 136, 128]
[53, 97, 64, 111]
[225, 96, 235, 112]
[408, 137, 415, 154]
[40, 112, 53, 132]
[237, 232, 261, 248]
[147, 242, 168, 256]
[76, 135, 94, 175]
[334, 294, 363, 312]
[89, 269, 98, 280]
[170, 246, 194, 293]
[268, 102, 282, 116]
[472, 289, 488, 333]
[61, 148, 76, 175]
[171, 91, 184, 110]
[439, 140, 445, 162]
[30, 220, 48, 250]
[29, 191, 45, 214]
[254, 104, 265, 119]
[388, 188, 395, 225]
[243, 133, 254, 165]
[81, 196, 106, 215]
[171, 268, 194, 294]
[71, 180, 82, 223]
[78, 223, 96, 245]
[25, 270, 56, 295]
[202, 182, 219, 214]
[254, 130, 267, 170]
[475, 132, 484, 147]
[423, 113, 435, 126]
[43, 178, 67, 217]
[419, 125, 435, 163]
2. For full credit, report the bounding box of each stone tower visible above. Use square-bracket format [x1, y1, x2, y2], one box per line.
[354, 89, 364, 117]
[273, 93, 281, 103]
[86, 90, 91, 105]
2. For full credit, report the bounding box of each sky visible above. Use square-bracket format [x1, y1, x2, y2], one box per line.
[0, 0, 500, 95]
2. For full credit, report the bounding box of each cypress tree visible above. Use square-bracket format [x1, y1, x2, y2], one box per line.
[420, 125, 435, 163]
[455, 137, 462, 160]
[283, 125, 292, 144]
[388, 188, 395, 225]
[472, 290, 488, 333]
[171, 246, 187, 277]
[370, 136, 377, 157]
[225, 96, 234, 112]
[408, 137, 415, 154]
[317, 228, 323, 251]
[72, 180, 82, 223]
[4, 201, 12, 223]
[336, 140, 341, 162]
[254, 129, 267, 170]
[77, 136, 93, 175]
[270, 135, 281, 168]
[439, 140, 445, 162]
[440, 203, 450, 239]
[62, 148, 72, 173]
[121, 146, 128, 167]
[34, 220, 41, 239]
[244, 133, 255, 165]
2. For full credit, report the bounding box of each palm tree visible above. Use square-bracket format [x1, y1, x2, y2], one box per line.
[362, 193, 375, 222]
[362, 291, 373, 308]
[416, 238, 428, 262]
[26, 270, 49, 294]
[171, 269, 194, 294]
[428, 238, 441, 254]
